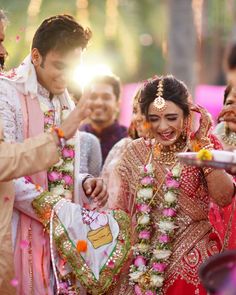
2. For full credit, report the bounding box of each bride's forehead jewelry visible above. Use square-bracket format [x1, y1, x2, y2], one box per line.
[153, 78, 167, 112]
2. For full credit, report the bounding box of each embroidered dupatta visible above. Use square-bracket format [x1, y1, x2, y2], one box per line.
[31, 193, 131, 295]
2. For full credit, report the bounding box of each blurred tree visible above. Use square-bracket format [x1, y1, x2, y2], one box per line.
[167, 0, 197, 94]
[1, 0, 236, 87]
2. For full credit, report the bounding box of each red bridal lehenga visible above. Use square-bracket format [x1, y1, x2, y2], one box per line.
[108, 137, 226, 295]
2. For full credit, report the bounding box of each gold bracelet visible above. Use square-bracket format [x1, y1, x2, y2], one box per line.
[202, 166, 214, 177]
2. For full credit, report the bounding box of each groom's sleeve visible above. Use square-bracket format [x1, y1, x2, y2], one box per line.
[0, 132, 59, 181]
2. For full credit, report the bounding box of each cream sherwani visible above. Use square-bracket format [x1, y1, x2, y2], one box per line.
[0, 55, 90, 294]
[0, 119, 59, 295]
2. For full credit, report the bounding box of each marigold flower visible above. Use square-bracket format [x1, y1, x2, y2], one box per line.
[192, 142, 202, 152]
[76, 240, 87, 253]
[196, 149, 213, 161]
[35, 184, 42, 192]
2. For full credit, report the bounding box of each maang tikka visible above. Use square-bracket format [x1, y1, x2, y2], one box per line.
[153, 78, 167, 112]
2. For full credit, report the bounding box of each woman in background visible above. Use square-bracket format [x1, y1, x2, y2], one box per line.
[212, 85, 236, 250]
[214, 84, 236, 150]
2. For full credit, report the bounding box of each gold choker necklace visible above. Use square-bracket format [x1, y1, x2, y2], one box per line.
[153, 139, 188, 165]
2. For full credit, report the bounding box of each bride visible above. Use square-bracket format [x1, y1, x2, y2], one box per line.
[107, 75, 234, 295]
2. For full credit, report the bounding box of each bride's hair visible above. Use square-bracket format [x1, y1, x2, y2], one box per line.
[139, 75, 190, 119]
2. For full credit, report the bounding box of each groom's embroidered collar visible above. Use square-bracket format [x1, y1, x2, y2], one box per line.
[38, 83, 51, 99]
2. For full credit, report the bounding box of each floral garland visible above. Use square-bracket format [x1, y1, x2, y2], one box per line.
[129, 162, 182, 295]
[40, 102, 76, 294]
[40, 102, 75, 198]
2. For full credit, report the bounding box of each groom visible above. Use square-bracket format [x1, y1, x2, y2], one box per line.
[0, 14, 108, 294]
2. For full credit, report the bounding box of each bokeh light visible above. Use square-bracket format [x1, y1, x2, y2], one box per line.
[72, 63, 113, 88]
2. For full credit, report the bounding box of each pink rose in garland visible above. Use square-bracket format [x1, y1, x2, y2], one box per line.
[134, 255, 146, 267]
[62, 174, 73, 186]
[162, 208, 176, 217]
[139, 230, 151, 240]
[48, 171, 62, 182]
[158, 234, 170, 243]
[165, 177, 180, 189]
[152, 262, 167, 272]
[44, 116, 54, 125]
[141, 176, 154, 186]
[62, 147, 75, 159]
[137, 204, 151, 213]
[134, 285, 143, 295]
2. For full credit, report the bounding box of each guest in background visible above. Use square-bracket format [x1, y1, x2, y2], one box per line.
[80, 74, 127, 163]
[68, 83, 102, 176]
[0, 9, 8, 70]
[102, 86, 148, 207]
[214, 84, 236, 150]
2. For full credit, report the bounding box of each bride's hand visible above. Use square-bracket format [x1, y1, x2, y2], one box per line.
[218, 104, 236, 123]
[190, 104, 213, 139]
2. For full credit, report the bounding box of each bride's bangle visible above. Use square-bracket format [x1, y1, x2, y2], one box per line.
[202, 167, 214, 177]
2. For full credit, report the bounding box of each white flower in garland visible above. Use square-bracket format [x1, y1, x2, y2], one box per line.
[54, 158, 64, 168]
[139, 163, 154, 174]
[66, 138, 76, 146]
[133, 243, 150, 254]
[158, 220, 178, 233]
[172, 163, 181, 178]
[153, 249, 172, 260]
[50, 184, 65, 195]
[150, 274, 165, 288]
[164, 191, 177, 203]
[137, 214, 150, 225]
[145, 163, 154, 174]
[63, 162, 74, 173]
[129, 270, 144, 282]
[137, 188, 153, 200]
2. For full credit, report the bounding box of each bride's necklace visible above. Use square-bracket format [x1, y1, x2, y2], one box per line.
[221, 131, 236, 147]
[153, 138, 188, 165]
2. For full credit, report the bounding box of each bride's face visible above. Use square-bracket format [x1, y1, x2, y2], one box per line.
[147, 100, 184, 146]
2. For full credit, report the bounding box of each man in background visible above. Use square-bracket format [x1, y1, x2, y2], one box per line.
[0, 9, 8, 70]
[80, 74, 127, 163]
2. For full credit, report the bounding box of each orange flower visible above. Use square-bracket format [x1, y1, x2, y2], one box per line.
[191, 139, 202, 152]
[35, 184, 41, 192]
[52, 126, 65, 138]
[76, 240, 87, 253]
[143, 121, 151, 130]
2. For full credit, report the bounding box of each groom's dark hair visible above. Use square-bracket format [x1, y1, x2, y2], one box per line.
[31, 14, 92, 57]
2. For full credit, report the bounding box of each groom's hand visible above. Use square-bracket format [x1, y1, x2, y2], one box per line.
[82, 177, 108, 207]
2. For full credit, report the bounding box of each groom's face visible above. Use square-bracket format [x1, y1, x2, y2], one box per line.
[32, 47, 83, 95]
